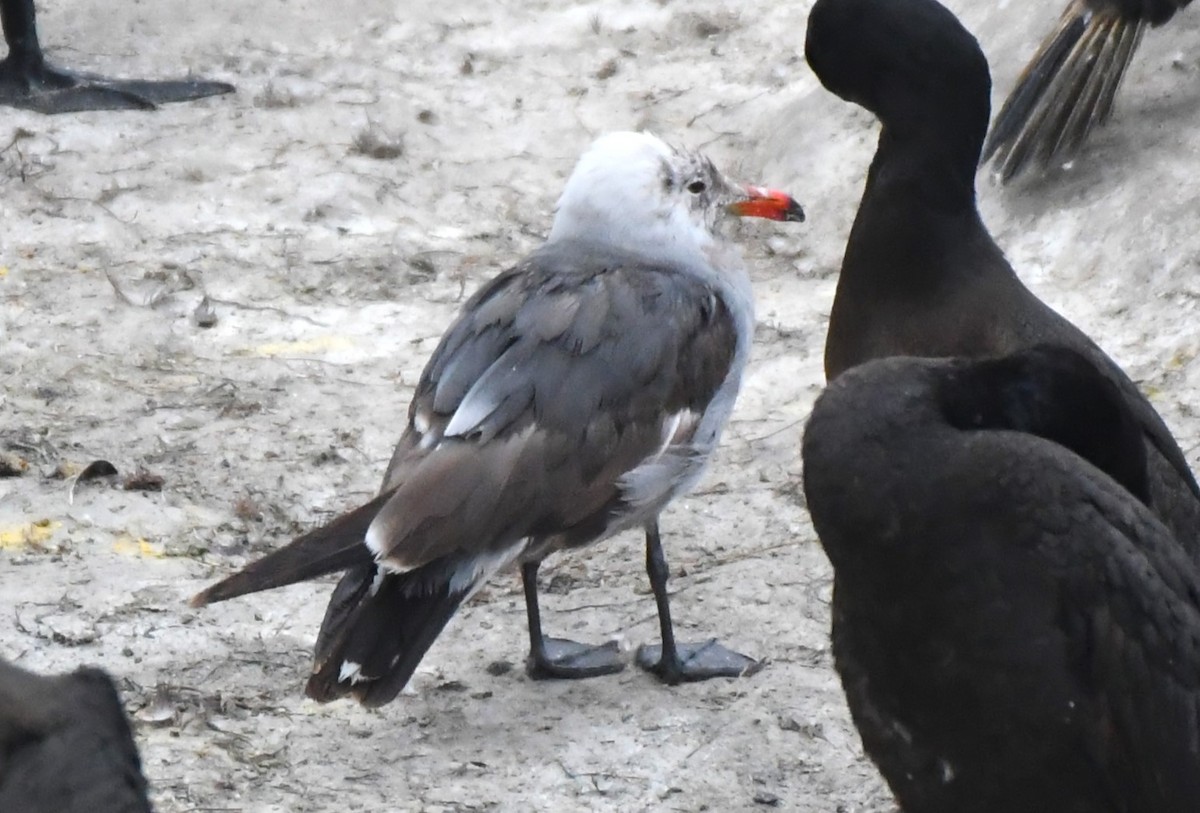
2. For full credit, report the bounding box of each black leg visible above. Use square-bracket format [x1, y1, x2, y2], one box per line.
[2, 0, 40, 69]
[522, 559, 624, 680]
[635, 520, 760, 683]
[0, 0, 233, 114]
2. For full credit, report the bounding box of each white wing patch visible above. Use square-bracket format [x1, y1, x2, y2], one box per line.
[364, 513, 392, 560]
[619, 409, 703, 511]
[412, 407, 440, 451]
[448, 545, 524, 598]
[657, 409, 699, 458]
[659, 411, 685, 456]
[412, 407, 432, 436]
[339, 660, 367, 685]
[443, 370, 511, 438]
[368, 567, 386, 596]
[364, 506, 422, 570]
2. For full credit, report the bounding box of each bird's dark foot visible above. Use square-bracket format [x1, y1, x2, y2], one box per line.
[526, 637, 626, 680]
[636, 638, 760, 684]
[0, 57, 233, 114]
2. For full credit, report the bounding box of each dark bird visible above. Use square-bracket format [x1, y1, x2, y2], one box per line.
[802, 345, 1200, 813]
[0, 0, 233, 113]
[0, 659, 152, 813]
[804, 0, 1200, 556]
[191, 131, 805, 707]
[984, 0, 1191, 182]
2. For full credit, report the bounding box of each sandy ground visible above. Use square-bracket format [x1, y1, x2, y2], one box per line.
[2, 0, 1199, 810]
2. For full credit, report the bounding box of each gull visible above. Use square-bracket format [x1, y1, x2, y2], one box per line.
[191, 131, 804, 706]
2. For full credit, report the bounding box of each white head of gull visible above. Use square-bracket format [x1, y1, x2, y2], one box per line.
[549, 131, 802, 274]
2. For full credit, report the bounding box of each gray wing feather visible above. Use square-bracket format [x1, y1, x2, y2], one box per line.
[444, 343, 537, 440]
[423, 242, 734, 443]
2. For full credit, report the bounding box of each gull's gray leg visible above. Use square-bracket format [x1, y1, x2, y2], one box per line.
[635, 520, 759, 683]
[523, 560, 624, 680]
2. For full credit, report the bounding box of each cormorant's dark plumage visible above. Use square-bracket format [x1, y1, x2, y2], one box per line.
[0, 0, 232, 114]
[0, 660, 152, 813]
[937, 346, 1151, 505]
[985, 0, 1192, 182]
[802, 346, 1200, 813]
[805, 0, 1200, 559]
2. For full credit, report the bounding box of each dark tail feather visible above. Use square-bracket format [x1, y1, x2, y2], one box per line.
[985, 2, 1144, 182]
[984, 5, 1088, 162]
[305, 562, 467, 708]
[189, 491, 393, 607]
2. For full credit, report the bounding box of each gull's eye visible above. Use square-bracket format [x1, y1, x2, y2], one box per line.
[686, 179, 707, 194]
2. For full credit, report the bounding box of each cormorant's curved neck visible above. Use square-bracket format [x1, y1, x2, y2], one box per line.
[865, 123, 980, 212]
